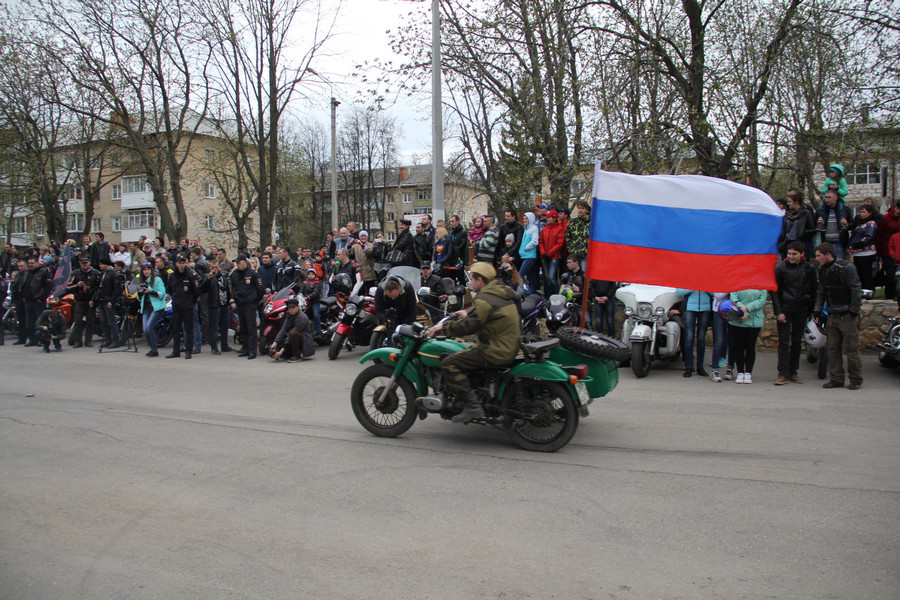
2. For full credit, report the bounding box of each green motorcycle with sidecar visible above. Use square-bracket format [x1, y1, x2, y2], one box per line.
[350, 318, 623, 452]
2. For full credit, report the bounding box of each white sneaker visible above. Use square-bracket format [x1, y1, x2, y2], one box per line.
[710, 370, 722, 383]
[744, 373, 752, 384]
[724, 368, 734, 381]
[735, 372, 745, 384]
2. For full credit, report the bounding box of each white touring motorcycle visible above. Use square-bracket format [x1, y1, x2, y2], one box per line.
[616, 284, 684, 377]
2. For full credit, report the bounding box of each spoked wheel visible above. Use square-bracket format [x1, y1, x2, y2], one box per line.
[630, 341, 652, 378]
[328, 332, 347, 360]
[350, 364, 418, 437]
[504, 381, 578, 452]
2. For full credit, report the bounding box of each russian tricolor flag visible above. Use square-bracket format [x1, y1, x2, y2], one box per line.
[586, 162, 782, 292]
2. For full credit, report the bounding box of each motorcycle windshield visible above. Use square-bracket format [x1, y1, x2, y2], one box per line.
[270, 288, 294, 303]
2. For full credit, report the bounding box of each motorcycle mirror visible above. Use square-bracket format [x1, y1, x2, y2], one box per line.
[418, 287, 431, 296]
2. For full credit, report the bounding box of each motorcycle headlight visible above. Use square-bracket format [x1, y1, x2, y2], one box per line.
[637, 302, 652, 319]
[263, 304, 273, 316]
[448, 294, 457, 305]
[345, 302, 359, 316]
[656, 306, 666, 316]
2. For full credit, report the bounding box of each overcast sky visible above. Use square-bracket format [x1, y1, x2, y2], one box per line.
[297, 0, 436, 163]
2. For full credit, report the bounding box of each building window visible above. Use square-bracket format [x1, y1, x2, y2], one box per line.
[124, 210, 155, 229]
[847, 163, 881, 185]
[204, 215, 215, 231]
[62, 186, 83, 202]
[415, 189, 431, 202]
[205, 149, 215, 164]
[245, 218, 254, 232]
[205, 182, 215, 198]
[386, 193, 394, 204]
[413, 207, 429, 214]
[387, 231, 396, 242]
[386, 212, 395, 221]
[111, 216, 122, 232]
[123, 177, 148, 194]
[66, 213, 85, 232]
[112, 184, 121, 200]
[402, 193, 411, 203]
[13, 217, 27, 234]
[92, 218, 101, 232]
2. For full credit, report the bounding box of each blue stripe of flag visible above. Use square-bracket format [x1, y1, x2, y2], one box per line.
[590, 198, 781, 256]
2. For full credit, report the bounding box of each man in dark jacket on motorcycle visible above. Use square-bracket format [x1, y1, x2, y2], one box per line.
[814, 242, 863, 390]
[67, 256, 101, 347]
[426, 262, 521, 423]
[274, 246, 302, 291]
[773, 241, 817, 385]
[419, 262, 446, 322]
[374, 274, 417, 327]
[165, 254, 200, 359]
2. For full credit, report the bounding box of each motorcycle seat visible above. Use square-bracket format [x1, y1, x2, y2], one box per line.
[320, 297, 338, 308]
[520, 295, 539, 315]
[520, 337, 560, 361]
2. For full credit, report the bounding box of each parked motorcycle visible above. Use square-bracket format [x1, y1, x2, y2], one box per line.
[350, 316, 619, 452]
[315, 273, 355, 346]
[545, 285, 580, 333]
[616, 284, 684, 377]
[258, 285, 302, 355]
[328, 281, 378, 360]
[520, 293, 546, 341]
[877, 314, 900, 368]
[46, 289, 76, 326]
[2, 295, 17, 335]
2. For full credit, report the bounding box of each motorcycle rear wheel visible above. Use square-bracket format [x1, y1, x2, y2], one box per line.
[369, 330, 388, 352]
[505, 381, 578, 452]
[328, 332, 347, 360]
[631, 341, 651, 377]
[350, 364, 418, 437]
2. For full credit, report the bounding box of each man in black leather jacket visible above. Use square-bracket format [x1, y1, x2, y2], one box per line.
[814, 242, 863, 390]
[67, 256, 101, 347]
[201, 259, 232, 355]
[773, 241, 817, 384]
[230, 253, 263, 359]
[374, 275, 417, 326]
[165, 254, 200, 359]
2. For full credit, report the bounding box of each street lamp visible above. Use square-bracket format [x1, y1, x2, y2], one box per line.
[331, 96, 340, 232]
[431, 0, 445, 223]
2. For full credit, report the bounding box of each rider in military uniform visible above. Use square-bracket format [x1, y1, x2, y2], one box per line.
[67, 255, 101, 347]
[426, 262, 521, 423]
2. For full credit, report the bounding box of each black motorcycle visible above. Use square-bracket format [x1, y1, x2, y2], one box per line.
[327, 285, 379, 360]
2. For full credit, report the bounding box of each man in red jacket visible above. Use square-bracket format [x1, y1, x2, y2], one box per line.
[539, 210, 566, 296]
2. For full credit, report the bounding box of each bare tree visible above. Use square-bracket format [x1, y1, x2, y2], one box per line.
[24, 0, 215, 242]
[203, 0, 337, 249]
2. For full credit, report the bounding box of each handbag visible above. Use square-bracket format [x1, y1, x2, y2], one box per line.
[386, 249, 405, 265]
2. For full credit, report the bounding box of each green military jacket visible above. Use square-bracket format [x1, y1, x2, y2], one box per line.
[444, 279, 521, 364]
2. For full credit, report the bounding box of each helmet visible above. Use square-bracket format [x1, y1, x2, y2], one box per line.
[718, 299, 743, 321]
[468, 262, 496, 281]
[803, 318, 827, 349]
[332, 273, 353, 294]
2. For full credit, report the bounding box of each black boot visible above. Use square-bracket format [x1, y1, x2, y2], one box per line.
[451, 390, 484, 423]
[165, 351, 181, 359]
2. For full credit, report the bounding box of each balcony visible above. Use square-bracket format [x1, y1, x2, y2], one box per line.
[120, 226, 156, 242]
[121, 190, 155, 210]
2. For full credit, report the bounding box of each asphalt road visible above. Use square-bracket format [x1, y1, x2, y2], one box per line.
[1, 341, 898, 600]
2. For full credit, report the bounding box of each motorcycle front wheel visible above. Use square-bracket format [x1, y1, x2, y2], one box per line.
[505, 381, 578, 452]
[156, 323, 172, 348]
[350, 364, 418, 437]
[328, 331, 346, 360]
[631, 341, 651, 377]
